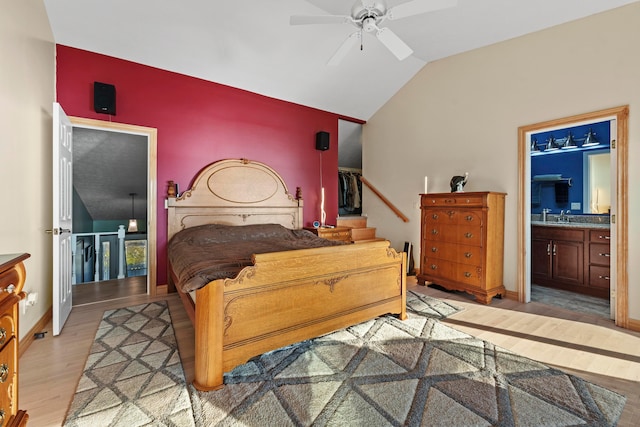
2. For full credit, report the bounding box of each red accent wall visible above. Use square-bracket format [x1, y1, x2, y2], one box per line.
[56, 45, 348, 285]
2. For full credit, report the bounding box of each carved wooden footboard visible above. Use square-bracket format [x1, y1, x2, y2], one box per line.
[167, 159, 407, 390]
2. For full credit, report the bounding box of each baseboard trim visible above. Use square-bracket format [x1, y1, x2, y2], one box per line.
[627, 317, 640, 333]
[19, 306, 52, 357]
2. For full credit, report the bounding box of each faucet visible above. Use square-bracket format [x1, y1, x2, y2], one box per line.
[558, 210, 571, 222]
[542, 208, 551, 222]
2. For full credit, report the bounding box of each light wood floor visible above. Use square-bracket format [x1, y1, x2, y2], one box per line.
[19, 277, 640, 426]
[72, 276, 147, 306]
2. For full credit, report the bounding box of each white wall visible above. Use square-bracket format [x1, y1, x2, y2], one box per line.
[363, 3, 640, 320]
[0, 0, 55, 339]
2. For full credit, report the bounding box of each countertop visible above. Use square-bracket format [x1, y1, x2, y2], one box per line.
[531, 221, 610, 229]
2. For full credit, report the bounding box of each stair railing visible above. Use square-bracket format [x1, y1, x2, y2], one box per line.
[359, 176, 409, 223]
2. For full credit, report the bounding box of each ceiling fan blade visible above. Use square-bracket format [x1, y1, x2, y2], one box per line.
[290, 15, 351, 25]
[376, 27, 413, 60]
[327, 32, 361, 66]
[387, 0, 457, 20]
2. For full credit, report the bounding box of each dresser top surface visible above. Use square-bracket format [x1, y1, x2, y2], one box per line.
[0, 253, 30, 272]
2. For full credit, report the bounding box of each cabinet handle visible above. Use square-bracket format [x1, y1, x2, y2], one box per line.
[432, 213, 439, 220]
[598, 253, 611, 257]
[598, 275, 610, 280]
[431, 247, 438, 252]
[599, 235, 611, 240]
[547, 244, 551, 256]
[465, 215, 473, 221]
[444, 199, 454, 203]
[430, 264, 437, 270]
[464, 272, 472, 278]
[431, 229, 439, 235]
[464, 232, 473, 239]
[464, 252, 472, 258]
[552, 244, 557, 256]
[0, 328, 5, 346]
[0, 364, 9, 383]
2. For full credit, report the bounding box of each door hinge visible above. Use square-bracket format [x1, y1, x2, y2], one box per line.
[611, 139, 616, 149]
[611, 214, 616, 224]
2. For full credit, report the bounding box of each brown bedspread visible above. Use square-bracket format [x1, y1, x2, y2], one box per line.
[168, 223, 345, 292]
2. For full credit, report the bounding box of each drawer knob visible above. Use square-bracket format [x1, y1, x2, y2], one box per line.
[431, 247, 438, 252]
[466, 215, 473, 221]
[464, 272, 472, 278]
[432, 214, 439, 220]
[599, 235, 611, 240]
[430, 264, 437, 270]
[464, 252, 472, 258]
[0, 328, 5, 346]
[447, 210, 455, 217]
[599, 275, 611, 280]
[445, 199, 454, 203]
[1, 285, 15, 293]
[464, 232, 473, 239]
[598, 253, 611, 257]
[0, 364, 9, 383]
[431, 229, 439, 235]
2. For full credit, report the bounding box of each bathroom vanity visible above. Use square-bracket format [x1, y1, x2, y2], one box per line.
[531, 221, 610, 299]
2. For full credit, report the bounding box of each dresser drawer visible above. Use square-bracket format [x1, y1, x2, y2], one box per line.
[589, 265, 610, 289]
[0, 267, 19, 292]
[421, 257, 456, 280]
[0, 313, 16, 350]
[423, 224, 457, 243]
[589, 229, 611, 243]
[0, 337, 17, 422]
[422, 194, 485, 207]
[424, 242, 481, 266]
[589, 243, 611, 266]
[455, 226, 483, 247]
[423, 209, 457, 225]
[457, 265, 483, 287]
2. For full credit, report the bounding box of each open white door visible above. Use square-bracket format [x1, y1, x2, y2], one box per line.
[52, 103, 73, 335]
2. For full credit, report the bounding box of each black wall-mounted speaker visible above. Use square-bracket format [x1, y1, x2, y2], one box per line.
[94, 82, 116, 115]
[316, 131, 330, 151]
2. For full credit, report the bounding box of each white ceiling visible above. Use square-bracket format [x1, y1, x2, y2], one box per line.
[43, 0, 639, 121]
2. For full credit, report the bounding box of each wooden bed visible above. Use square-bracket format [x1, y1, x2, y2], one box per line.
[167, 158, 406, 391]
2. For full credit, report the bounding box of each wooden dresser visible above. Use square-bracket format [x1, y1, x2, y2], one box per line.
[0, 253, 29, 427]
[417, 192, 506, 304]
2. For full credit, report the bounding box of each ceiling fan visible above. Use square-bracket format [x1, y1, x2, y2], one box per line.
[290, 0, 458, 65]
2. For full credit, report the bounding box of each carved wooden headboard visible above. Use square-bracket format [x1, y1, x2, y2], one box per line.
[167, 158, 303, 240]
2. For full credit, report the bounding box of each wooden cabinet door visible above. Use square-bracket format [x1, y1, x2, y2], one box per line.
[552, 239, 584, 285]
[531, 238, 551, 282]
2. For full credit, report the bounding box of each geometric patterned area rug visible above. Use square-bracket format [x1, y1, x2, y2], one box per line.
[190, 291, 626, 426]
[63, 301, 195, 427]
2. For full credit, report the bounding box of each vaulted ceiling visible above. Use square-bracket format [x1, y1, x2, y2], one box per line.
[44, 0, 639, 120]
[44, 0, 638, 222]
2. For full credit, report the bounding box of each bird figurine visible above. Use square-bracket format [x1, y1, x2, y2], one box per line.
[450, 172, 469, 193]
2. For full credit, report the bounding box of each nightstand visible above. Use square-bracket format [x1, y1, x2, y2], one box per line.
[304, 226, 352, 243]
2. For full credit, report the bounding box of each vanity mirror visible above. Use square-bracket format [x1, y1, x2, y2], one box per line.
[530, 120, 610, 215]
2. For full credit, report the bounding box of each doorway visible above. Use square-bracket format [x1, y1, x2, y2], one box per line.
[338, 119, 363, 216]
[69, 117, 158, 304]
[517, 106, 629, 328]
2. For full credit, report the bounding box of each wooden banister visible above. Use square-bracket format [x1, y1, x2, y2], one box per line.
[359, 176, 409, 223]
